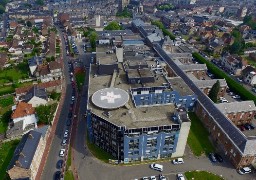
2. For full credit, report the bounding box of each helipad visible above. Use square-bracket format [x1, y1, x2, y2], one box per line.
[91, 88, 129, 109]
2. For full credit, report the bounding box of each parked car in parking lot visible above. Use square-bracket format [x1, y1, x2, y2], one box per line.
[237, 78, 243, 83]
[150, 163, 163, 172]
[214, 153, 223, 162]
[249, 123, 255, 129]
[172, 158, 184, 164]
[232, 95, 240, 99]
[209, 153, 217, 162]
[142, 177, 149, 180]
[150, 176, 156, 180]
[244, 123, 251, 130]
[238, 125, 246, 131]
[176, 173, 185, 180]
[159, 174, 167, 180]
[252, 88, 256, 93]
[238, 167, 252, 175]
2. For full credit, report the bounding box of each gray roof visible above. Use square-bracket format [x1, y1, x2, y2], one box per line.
[193, 79, 227, 88]
[179, 64, 207, 71]
[24, 86, 48, 102]
[153, 43, 255, 155]
[28, 56, 43, 67]
[8, 130, 42, 170]
[215, 101, 256, 114]
[147, 33, 163, 43]
[34, 125, 49, 138]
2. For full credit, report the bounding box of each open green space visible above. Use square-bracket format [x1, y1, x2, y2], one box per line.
[187, 112, 215, 156]
[0, 140, 20, 179]
[0, 86, 15, 96]
[193, 52, 256, 103]
[185, 170, 224, 180]
[64, 170, 74, 180]
[86, 135, 114, 163]
[0, 96, 13, 108]
[0, 110, 11, 134]
[75, 71, 85, 92]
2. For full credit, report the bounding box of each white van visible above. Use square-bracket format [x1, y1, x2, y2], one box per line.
[150, 163, 163, 172]
[238, 167, 251, 175]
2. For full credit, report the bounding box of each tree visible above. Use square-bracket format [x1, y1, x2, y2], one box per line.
[104, 21, 122, 30]
[0, 5, 5, 14]
[89, 31, 98, 51]
[26, 21, 32, 27]
[208, 80, 220, 103]
[35, 0, 44, 6]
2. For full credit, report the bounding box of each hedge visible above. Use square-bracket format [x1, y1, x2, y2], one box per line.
[151, 20, 176, 40]
[192, 52, 256, 103]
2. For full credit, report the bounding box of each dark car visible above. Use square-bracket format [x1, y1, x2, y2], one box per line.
[239, 125, 245, 131]
[57, 159, 64, 169]
[68, 112, 72, 118]
[214, 153, 223, 162]
[209, 153, 217, 162]
[244, 123, 251, 130]
[249, 124, 255, 129]
[66, 119, 71, 126]
[54, 171, 62, 180]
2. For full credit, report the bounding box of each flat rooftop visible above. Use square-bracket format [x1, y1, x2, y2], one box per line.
[88, 64, 176, 128]
[168, 77, 194, 96]
[96, 46, 117, 64]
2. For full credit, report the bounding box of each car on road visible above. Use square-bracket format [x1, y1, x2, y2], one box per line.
[56, 159, 63, 169]
[176, 173, 185, 180]
[238, 167, 252, 175]
[59, 149, 65, 157]
[150, 163, 163, 172]
[150, 176, 156, 180]
[209, 153, 217, 162]
[159, 174, 167, 180]
[64, 130, 69, 138]
[214, 153, 223, 162]
[172, 158, 184, 164]
[61, 139, 67, 146]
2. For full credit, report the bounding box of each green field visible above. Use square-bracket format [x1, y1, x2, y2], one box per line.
[185, 171, 224, 180]
[187, 112, 215, 156]
[0, 140, 20, 179]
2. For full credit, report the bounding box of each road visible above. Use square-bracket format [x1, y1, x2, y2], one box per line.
[41, 26, 73, 180]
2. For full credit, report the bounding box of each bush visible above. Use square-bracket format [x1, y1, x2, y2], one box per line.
[35, 103, 58, 125]
[192, 52, 256, 103]
[0, 96, 13, 108]
[50, 91, 61, 101]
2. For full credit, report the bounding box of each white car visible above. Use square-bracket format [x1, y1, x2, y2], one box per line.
[232, 95, 241, 99]
[59, 149, 65, 157]
[238, 167, 251, 175]
[150, 176, 156, 180]
[150, 163, 163, 172]
[159, 174, 167, 180]
[62, 139, 67, 146]
[177, 173, 185, 180]
[172, 158, 184, 164]
[64, 130, 69, 138]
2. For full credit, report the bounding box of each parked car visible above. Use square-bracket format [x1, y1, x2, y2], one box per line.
[54, 171, 62, 180]
[176, 173, 185, 180]
[150, 176, 156, 180]
[142, 177, 149, 180]
[237, 78, 243, 83]
[209, 153, 217, 162]
[238, 125, 246, 131]
[62, 139, 67, 146]
[56, 159, 63, 169]
[229, 92, 234, 96]
[68, 112, 72, 118]
[249, 123, 255, 129]
[159, 174, 167, 180]
[172, 158, 184, 164]
[252, 88, 256, 93]
[66, 119, 71, 126]
[150, 163, 163, 172]
[232, 95, 241, 99]
[238, 167, 252, 175]
[214, 153, 223, 162]
[244, 123, 251, 130]
[64, 130, 69, 138]
[59, 149, 65, 157]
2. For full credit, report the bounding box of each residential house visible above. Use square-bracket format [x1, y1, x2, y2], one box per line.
[0, 53, 8, 69]
[28, 56, 43, 75]
[215, 101, 256, 125]
[0, 42, 8, 48]
[11, 102, 38, 130]
[221, 55, 247, 75]
[21, 86, 48, 107]
[8, 39, 23, 55]
[7, 127, 49, 180]
[242, 66, 256, 86]
[9, 21, 18, 30]
[35, 61, 62, 82]
[59, 13, 70, 25]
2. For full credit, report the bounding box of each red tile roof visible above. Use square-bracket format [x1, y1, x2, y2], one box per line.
[12, 102, 35, 119]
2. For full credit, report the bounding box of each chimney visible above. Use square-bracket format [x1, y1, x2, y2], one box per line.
[28, 133, 33, 139]
[15, 160, 22, 167]
[19, 152, 25, 158]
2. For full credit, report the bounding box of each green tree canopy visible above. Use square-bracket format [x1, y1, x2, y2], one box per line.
[35, 0, 44, 6]
[0, 5, 5, 14]
[104, 21, 122, 30]
[26, 21, 32, 27]
[208, 80, 220, 103]
[89, 31, 98, 51]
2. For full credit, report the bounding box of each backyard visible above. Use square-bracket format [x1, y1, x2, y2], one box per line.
[0, 140, 20, 179]
[187, 112, 215, 156]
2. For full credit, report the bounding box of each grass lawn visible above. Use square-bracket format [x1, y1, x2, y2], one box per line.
[0, 86, 15, 96]
[86, 135, 114, 163]
[66, 145, 71, 169]
[187, 112, 215, 156]
[64, 170, 74, 180]
[0, 140, 20, 178]
[0, 96, 14, 108]
[75, 71, 85, 92]
[185, 171, 224, 180]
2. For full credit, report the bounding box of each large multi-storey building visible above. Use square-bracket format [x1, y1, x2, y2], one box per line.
[86, 40, 196, 163]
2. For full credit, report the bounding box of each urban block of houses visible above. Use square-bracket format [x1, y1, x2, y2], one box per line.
[11, 102, 38, 131]
[7, 126, 49, 180]
[221, 55, 247, 75]
[35, 61, 62, 82]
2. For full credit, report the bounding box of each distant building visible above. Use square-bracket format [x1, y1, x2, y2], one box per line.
[7, 127, 49, 180]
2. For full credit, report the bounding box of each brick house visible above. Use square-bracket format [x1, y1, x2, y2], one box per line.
[7, 126, 49, 180]
[215, 101, 256, 125]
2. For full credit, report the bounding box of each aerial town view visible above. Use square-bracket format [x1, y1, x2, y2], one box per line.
[0, 0, 256, 179]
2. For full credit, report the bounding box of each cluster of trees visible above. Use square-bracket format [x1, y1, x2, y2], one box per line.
[151, 20, 176, 40]
[229, 28, 245, 54]
[208, 80, 220, 103]
[36, 103, 57, 125]
[156, 3, 174, 11]
[116, 7, 132, 18]
[103, 21, 122, 30]
[192, 52, 256, 103]
[0, 0, 8, 14]
[243, 15, 256, 30]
